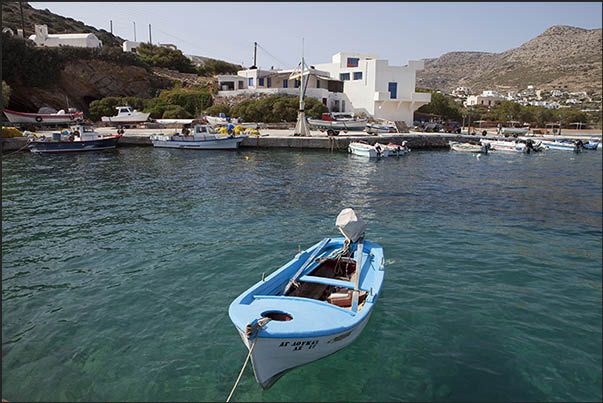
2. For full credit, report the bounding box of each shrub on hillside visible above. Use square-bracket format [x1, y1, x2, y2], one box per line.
[161, 105, 192, 119]
[203, 104, 231, 117]
[197, 59, 242, 76]
[2, 81, 11, 107]
[137, 43, 197, 74]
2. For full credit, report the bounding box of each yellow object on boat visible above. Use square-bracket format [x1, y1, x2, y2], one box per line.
[1, 127, 24, 138]
[218, 127, 228, 134]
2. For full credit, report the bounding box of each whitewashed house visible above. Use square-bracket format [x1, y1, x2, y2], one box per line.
[217, 51, 430, 126]
[313, 52, 430, 124]
[465, 90, 506, 107]
[28, 24, 102, 48]
[217, 67, 347, 111]
[123, 40, 141, 53]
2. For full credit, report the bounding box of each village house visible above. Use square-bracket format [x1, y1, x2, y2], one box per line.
[28, 24, 102, 48]
[217, 51, 430, 126]
[465, 90, 506, 107]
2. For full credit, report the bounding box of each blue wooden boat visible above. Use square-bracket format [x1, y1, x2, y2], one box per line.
[228, 209, 384, 389]
[27, 123, 121, 154]
[540, 139, 585, 152]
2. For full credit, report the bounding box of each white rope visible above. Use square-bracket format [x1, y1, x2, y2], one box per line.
[226, 318, 271, 402]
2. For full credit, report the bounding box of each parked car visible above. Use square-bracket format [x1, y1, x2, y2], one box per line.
[424, 123, 443, 133]
[442, 122, 461, 133]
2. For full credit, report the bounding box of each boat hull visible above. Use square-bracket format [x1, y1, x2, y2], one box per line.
[366, 123, 396, 134]
[500, 127, 529, 135]
[27, 136, 121, 153]
[481, 140, 529, 153]
[150, 136, 246, 150]
[101, 113, 150, 124]
[450, 142, 488, 153]
[308, 119, 367, 132]
[4, 109, 83, 124]
[229, 237, 384, 389]
[541, 141, 582, 152]
[238, 311, 373, 389]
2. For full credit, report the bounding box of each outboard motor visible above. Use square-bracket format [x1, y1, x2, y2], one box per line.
[336, 208, 366, 244]
[575, 140, 584, 153]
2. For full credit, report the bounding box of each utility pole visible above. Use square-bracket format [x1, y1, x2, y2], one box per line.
[110, 20, 113, 34]
[19, 1, 26, 36]
[133, 21, 136, 41]
[148, 24, 152, 44]
[253, 42, 257, 68]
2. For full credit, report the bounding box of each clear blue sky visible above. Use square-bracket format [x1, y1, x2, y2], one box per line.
[30, 2, 602, 69]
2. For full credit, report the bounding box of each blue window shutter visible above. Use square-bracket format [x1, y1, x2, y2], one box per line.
[249, 77, 254, 86]
[388, 82, 397, 99]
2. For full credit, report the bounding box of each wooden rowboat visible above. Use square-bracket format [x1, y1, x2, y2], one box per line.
[228, 209, 384, 389]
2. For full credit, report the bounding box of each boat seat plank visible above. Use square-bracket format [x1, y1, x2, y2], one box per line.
[298, 275, 356, 289]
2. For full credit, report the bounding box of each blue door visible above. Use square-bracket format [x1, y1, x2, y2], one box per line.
[388, 82, 397, 99]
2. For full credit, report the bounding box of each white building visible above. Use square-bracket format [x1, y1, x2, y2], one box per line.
[123, 40, 141, 53]
[28, 24, 102, 48]
[217, 66, 347, 111]
[465, 90, 506, 107]
[452, 87, 471, 97]
[217, 51, 430, 126]
[313, 52, 430, 124]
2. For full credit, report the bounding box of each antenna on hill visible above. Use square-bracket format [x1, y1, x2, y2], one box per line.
[133, 21, 136, 41]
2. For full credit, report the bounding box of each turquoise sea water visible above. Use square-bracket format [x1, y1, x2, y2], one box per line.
[2, 147, 602, 402]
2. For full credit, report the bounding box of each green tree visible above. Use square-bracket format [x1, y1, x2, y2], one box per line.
[417, 92, 463, 122]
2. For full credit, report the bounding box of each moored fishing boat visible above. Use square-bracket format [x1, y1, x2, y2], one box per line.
[374, 141, 410, 156]
[348, 141, 391, 158]
[540, 139, 585, 152]
[480, 139, 533, 153]
[228, 208, 384, 389]
[582, 140, 601, 151]
[449, 141, 489, 153]
[308, 112, 368, 136]
[149, 124, 247, 150]
[27, 123, 121, 153]
[3, 108, 83, 125]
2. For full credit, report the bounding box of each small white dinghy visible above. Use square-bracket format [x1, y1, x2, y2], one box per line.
[228, 209, 384, 390]
[449, 141, 489, 153]
[348, 141, 409, 158]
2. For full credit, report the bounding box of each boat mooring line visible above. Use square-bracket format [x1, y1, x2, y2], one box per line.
[226, 318, 271, 402]
[2, 140, 31, 156]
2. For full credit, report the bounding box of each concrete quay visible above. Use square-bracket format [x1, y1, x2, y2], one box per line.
[2, 127, 601, 153]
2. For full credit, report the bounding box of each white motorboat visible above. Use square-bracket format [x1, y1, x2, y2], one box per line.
[481, 139, 531, 153]
[348, 141, 407, 158]
[149, 124, 247, 150]
[540, 139, 585, 152]
[449, 141, 489, 153]
[101, 106, 150, 125]
[308, 112, 368, 136]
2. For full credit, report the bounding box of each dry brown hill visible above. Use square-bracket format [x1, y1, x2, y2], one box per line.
[417, 25, 602, 97]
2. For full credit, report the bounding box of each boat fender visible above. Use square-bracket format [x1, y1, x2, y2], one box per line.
[35, 116, 43, 122]
[73, 130, 80, 137]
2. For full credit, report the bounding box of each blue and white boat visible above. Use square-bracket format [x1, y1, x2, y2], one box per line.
[581, 140, 601, 151]
[27, 123, 121, 154]
[149, 124, 247, 150]
[540, 139, 584, 152]
[228, 209, 384, 389]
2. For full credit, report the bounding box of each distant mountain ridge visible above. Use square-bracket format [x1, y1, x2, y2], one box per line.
[417, 25, 602, 97]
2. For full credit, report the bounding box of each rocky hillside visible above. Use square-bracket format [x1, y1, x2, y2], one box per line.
[1, 2, 124, 47]
[417, 25, 602, 96]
